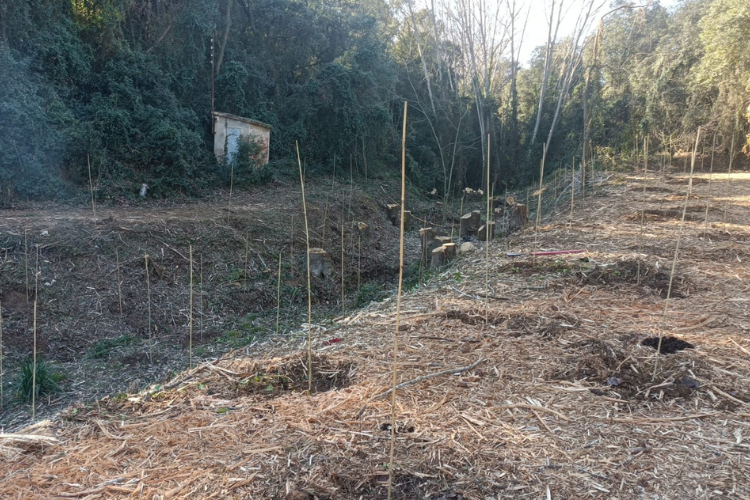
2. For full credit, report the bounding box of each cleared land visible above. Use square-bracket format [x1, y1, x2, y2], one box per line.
[1, 168, 749, 499]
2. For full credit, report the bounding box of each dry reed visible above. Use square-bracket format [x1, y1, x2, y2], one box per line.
[295, 141, 313, 395]
[533, 143, 547, 265]
[485, 134, 491, 324]
[387, 100, 408, 500]
[244, 232, 250, 286]
[227, 162, 235, 222]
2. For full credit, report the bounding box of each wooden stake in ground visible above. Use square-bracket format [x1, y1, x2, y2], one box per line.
[653, 127, 701, 378]
[244, 231, 250, 286]
[32, 300, 37, 419]
[227, 161, 235, 222]
[322, 153, 336, 243]
[357, 232, 361, 294]
[533, 144, 547, 265]
[0, 301, 3, 409]
[34, 245, 39, 303]
[387, 101, 408, 500]
[637, 136, 648, 285]
[276, 252, 282, 335]
[199, 253, 204, 342]
[24, 229, 29, 304]
[703, 131, 717, 235]
[290, 215, 295, 277]
[723, 131, 736, 224]
[341, 211, 345, 315]
[87, 154, 96, 217]
[295, 141, 313, 395]
[189, 245, 194, 369]
[145, 254, 153, 363]
[485, 134, 491, 325]
[115, 248, 123, 318]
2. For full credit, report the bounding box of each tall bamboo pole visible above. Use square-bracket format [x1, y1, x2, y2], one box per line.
[189, 245, 194, 369]
[87, 154, 96, 217]
[637, 136, 648, 285]
[723, 131, 736, 224]
[296, 141, 313, 395]
[703, 131, 717, 235]
[653, 127, 701, 378]
[341, 210, 345, 316]
[485, 134, 491, 324]
[32, 300, 37, 419]
[145, 254, 153, 363]
[116, 248, 123, 318]
[276, 252, 282, 335]
[0, 301, 3, 409]
[533, 144, 547, 265]
[387, 101, 408, 500]
[24, 229, 29, 304]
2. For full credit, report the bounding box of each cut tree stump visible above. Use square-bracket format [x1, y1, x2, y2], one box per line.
[460, 213, 475, 237]
[354, 222, 370, 240]
[442, 242, 457, 259]
[435, 236, 453, 246]
[478, 221, 495, 241]
[402, 210, 412, 231]
[507, 204, 528, 234]
[308, 248, 333, 279]
[470, 210, 481, 231]
[386, 204, 399, 226]
[430, 246, 446, 269]
[420, 228, 441, 258]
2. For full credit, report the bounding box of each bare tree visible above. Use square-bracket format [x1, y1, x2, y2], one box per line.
[530, 0, 564, 146]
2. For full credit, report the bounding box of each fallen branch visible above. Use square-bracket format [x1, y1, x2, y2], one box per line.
[371, 358, 486, 400]
[0, 433, 59, 444]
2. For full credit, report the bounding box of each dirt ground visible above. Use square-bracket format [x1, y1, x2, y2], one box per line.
[0, 179, 444, 429]
[1, 163, 749, 499]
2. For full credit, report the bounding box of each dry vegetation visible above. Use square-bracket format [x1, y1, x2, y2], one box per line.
[1, 166, 750, 499]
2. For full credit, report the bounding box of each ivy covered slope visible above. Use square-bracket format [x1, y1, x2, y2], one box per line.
[0, 0, 749, 202]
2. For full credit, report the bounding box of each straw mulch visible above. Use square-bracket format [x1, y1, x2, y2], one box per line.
[1, 170, 749, 499]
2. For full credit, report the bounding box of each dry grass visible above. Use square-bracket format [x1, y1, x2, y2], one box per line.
[1, 167, 749, 499]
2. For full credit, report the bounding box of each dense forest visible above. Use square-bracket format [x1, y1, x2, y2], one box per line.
[1, 0, 748, 201]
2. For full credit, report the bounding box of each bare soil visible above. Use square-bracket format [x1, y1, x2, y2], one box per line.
[1, 166, 749, 498]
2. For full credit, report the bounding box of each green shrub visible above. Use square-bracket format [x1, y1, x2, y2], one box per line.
[355, 282, 387, 307]
[15, 357, 64, 403]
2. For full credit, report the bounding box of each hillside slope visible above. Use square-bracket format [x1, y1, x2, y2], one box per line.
[1, 169, 749, 499]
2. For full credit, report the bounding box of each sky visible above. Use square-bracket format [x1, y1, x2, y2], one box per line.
[518, 0, 681, 65]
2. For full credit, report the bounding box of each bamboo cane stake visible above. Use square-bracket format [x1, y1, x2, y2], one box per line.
[637, 136, 648, 285]
[723, 131, 736, 224]
[24, 229, 29, 304]
[569, 159, 575, 228]
[34, 245, 39, 304]
[295, 141, 313, 395]
[485, 134, 491, 325]
[653, 127, 701, 379]
[290, 215, 295, 277]
[276, 252, 282, 335]
[145, 254, 153, 363]
[0, 301, 3, 409]
[533, 144, 547, 265]
[227, 161, 235, 222]
[357, 233, 361, 294]
[87, 154, 96, 217]
[32, 300, 37, 419]
[341, 210, 345, 316]
[189, 245, 193, 369]
[116, 248, 123, 318]
[199, 253, 204, 342]
[322, 154, 336, 243]
[702, 131, 717, 235]
[387, 101, 408, 500]
[243, 231, 250, 286]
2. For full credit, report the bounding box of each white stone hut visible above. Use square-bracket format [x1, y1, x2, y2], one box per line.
[212, 111, 271, 165]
